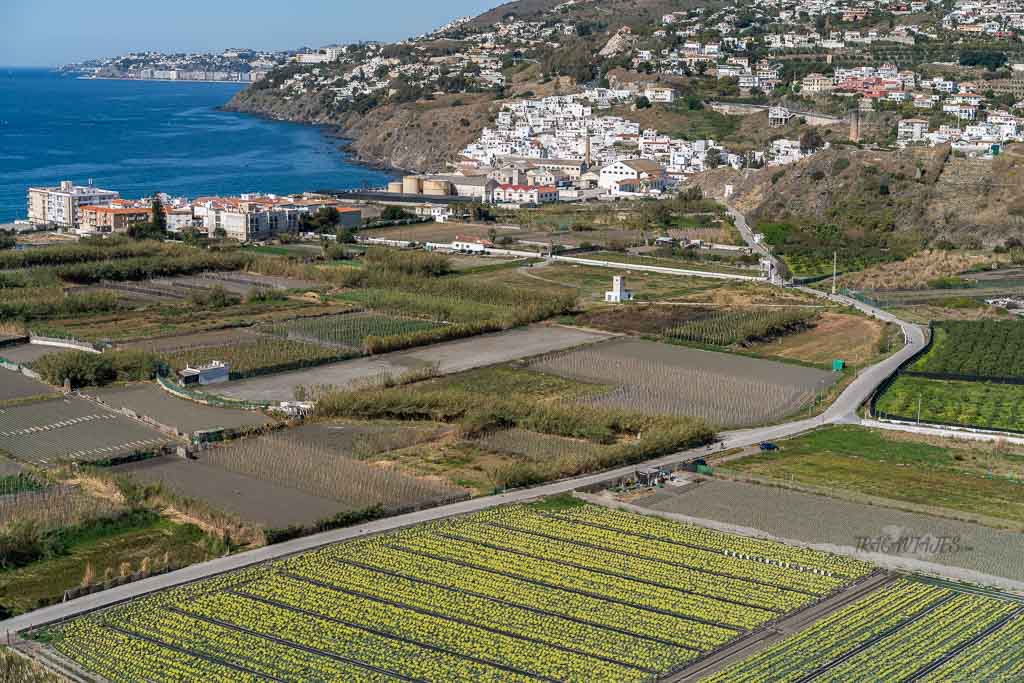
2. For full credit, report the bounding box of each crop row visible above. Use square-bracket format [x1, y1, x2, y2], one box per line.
[262, 312, 444, 351]
[52, 503, 877, 682]
[816, 593, 1018, 682]
[531, 348, 826, 428]
[448, 518, 812, 612]
[920, 613, 1024, 681]
[305, 539, 728, 651]
[549, 504, 874, 580]
[665, 308, 816, 347]
[914, 321, 1024, 380]
[484, 507, 851, 594]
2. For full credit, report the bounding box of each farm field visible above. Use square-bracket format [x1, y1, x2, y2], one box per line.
[216, 325, 611, 402]
[199, 433, 466, 516]
[876, 375, 1024, 433]
[584, 251, 758, 276]
[90, 384, 271, 436]
[477, 263, 724, 303]
[0, 397, 175, 467]
[636, 479, 1024, 583]
[48, 501, 874, 682]
[112, 458, 347, 529]
[360, 221, 523, 243]
[720, 425, 1024, 527]
[164, 337, 354, 379]
[0, 370, 56, 402]
[528, 338, 836, 428]
[0, 513, 214, 617]
[707, 578, 1024, 682]
[35, 298, 351, 345]
[285, 421, 450, 459]
[263, 312, 446, 351]
[119, 327, 267, 354]
[909, 320, 1024, 380]
[746, 312, 889, 366]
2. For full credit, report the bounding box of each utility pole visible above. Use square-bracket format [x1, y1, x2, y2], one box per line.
[917, 396, 922, 424]
[831, 251, 838, 296]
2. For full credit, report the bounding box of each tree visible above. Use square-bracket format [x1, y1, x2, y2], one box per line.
[150, 195, 167, 233]
[381, 206, 412, 221]
[800, 128, 824, 153]
[128, 195, 168, 240]
[635, 95, 652, 109]
[705, 148, 722, 169]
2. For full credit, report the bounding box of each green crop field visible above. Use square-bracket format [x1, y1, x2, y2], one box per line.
[876, 375, 1024, 433]
[707, 579, 1024, 682]
[665, 308, 816, 347]
[264, 313, 445, 351]
[50, 502, 873, 682]
[722, 425, 1024, 525]
[911, 321, 1024, 380]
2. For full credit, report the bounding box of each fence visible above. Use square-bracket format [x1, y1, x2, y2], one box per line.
[868, 321, 935, 420]
[156, 374, 274, 412]
[28, 334, 103, 354]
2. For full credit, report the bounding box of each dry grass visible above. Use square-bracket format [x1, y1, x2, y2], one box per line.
[748, 312, 885, 365]
[840, 250, 1000, 291]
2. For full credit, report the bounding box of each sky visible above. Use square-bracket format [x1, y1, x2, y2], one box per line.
[1, 0, 504, 67]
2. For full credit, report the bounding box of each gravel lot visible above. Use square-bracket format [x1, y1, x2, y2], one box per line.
[91, 384, 271, 435]
[216, 325, 611, 402]
[114, 457, 345, 528]
[636, 479, 1024, 587]
[0, 369, 56, 402]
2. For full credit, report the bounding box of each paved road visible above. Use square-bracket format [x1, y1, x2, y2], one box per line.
[0, 210, 930, 637]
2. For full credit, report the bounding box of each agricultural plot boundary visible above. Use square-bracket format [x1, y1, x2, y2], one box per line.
[872, 323, 1024, 436]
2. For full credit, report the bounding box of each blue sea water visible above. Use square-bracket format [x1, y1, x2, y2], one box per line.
[0, 68, 392, 224]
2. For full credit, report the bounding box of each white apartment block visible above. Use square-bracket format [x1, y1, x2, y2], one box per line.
[27, 180, 120, 229]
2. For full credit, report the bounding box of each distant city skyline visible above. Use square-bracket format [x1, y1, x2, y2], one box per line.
[1, 0, 502, 67]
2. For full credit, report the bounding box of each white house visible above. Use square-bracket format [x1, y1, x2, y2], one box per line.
[598, 159, 667, 192]
[605, 276, 634, 303]
[898, 118, 930, 142]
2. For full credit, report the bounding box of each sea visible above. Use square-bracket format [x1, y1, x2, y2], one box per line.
[0, 68, 393, 224]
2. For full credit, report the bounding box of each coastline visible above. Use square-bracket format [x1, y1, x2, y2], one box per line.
[217, 100, 407, 179]
[72, 75, 253, 85]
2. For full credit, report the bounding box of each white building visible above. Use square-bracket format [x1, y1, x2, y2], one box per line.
[598, 159, 667, 192]
[27, 180, 120, 229]
[898, 118, 930, 142]
[492, 184, 559, 205]
[605, 276, 634, 303]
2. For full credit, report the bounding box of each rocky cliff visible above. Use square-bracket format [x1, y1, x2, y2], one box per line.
[224, 89, 496, 173]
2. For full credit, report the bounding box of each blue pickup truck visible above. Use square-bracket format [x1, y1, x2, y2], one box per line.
[759, 442, 779, 452]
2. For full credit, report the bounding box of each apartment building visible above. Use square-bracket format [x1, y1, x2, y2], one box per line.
[27, 180, 120, 229]
[79, 205, 150, 234]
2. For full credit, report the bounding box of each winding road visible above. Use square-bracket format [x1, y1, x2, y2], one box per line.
[0, 211, 930, 638]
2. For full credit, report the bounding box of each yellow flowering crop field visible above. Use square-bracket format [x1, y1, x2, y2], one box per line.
[50, 502, 877, 682]
[707, 578, 1024, 682]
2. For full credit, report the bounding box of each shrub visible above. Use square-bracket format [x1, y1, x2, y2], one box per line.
[33, 350, 163, 388]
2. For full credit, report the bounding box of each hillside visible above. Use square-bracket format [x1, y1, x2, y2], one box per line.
[224, 89, 497, 173]
[694, 143, 1024, 268]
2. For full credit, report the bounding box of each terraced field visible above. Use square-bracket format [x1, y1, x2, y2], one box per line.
[50, 502, 874, 682]
[707, 579, 1024, 682]
[0, 397, 175, 466]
